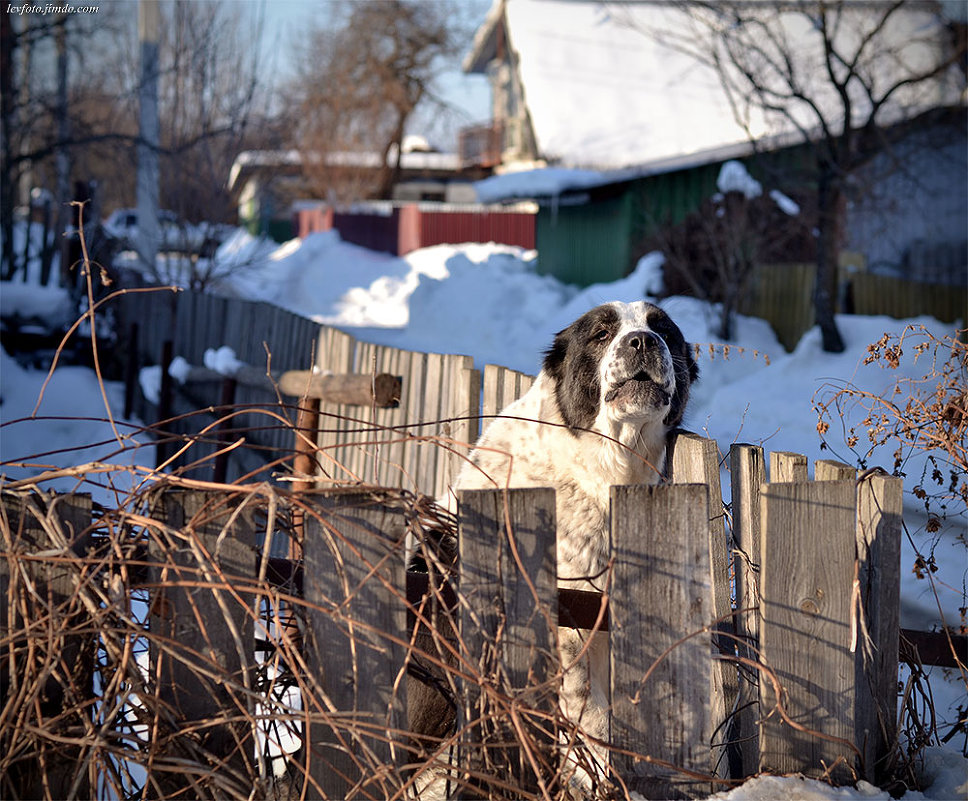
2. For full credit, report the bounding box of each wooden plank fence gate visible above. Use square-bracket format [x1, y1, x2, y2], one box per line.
[2, 431, 935, 801]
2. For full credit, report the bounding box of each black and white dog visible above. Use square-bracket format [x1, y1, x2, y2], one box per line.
[409, 301, 698, 786]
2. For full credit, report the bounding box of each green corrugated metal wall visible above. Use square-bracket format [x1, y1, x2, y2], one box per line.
[533, 150, 811, 288]
[535, 192, 633, 286]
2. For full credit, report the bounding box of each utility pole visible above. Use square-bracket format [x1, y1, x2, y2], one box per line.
[53, 12, 70, 288]
[137, 0, 160, 274]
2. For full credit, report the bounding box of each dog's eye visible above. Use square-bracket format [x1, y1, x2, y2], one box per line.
[592, 327, 612, 343]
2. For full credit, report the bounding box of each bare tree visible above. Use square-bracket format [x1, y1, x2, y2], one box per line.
[616, 1, 966, 352]
[292, 0, 465, 203]
[1, 2, 273, 289]
[644, 177, 815, 341]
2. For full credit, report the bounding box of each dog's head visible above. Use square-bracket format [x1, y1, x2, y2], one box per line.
[543, 301, 698, 433]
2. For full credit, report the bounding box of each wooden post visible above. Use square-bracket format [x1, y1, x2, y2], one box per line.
[728, 443, 765, 777]
[148, 490, 257, 798]
[156, 339, 174, 467]
[758, 480, 857, 782]
[301, 490, 407, 799]
[457, 487, 559, 797]
[0, 492, 93, 800]
[123, 321, 140, 419]
[667, 432, 736, 779]
[212, 376, 238, 484]
[855, 472, 902, 783]
[815, 460, 856, 482]
[769, 451, 808, 483]
[610, 483, 713, 799]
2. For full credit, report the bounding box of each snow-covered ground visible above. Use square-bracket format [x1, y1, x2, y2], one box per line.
[1, 224, 965, 799]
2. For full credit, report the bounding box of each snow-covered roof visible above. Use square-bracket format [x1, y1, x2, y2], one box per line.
[228, 148, 461, 193]
[467, 0, 961, 172]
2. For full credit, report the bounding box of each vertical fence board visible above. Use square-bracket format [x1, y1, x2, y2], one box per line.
[315, 326, 358, 483]
[420, 353, 446, 498]
[610, 483, 713, 799]
[457, 487, 558, 795]
[855, 473, 902, 783]
[668, 433, 735, 777]
[443, 363, 481, 500]
[149, 490, 257, 797]
[758, 481, 857, 781]
[815, 460, 857, 482]
[769, 451, 808, 483]
[401, 348, 428, 491]
[728, 443, 765, 777]
[302, 490, 408, 799]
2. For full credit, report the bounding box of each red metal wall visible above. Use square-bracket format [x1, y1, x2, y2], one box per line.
[294, 204, 536, 255]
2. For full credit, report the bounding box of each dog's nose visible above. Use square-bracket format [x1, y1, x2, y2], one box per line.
[623, 330, 661, 352]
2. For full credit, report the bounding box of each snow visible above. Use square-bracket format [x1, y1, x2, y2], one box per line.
[203, 345, 244, 376]
[474, 165, 633, 203]
[484, 1, 959, 172]
[167, 355, 192, 383]
[1, 226, 965, 798]
[770, 189, 801, 216]
[0, 279, 73, 325]
[718, 160, 763, 199]
[501, 0, 763, 169]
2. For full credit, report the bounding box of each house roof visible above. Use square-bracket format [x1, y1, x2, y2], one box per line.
[228, 149, 462, 195]
[465, 0, 963, 171]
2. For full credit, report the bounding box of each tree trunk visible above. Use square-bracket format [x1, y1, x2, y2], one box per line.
[376, 110, 408, 200]
[814, 164, 846, 353]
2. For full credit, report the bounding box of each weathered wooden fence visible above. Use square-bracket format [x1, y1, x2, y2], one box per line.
[4, 433, 956, 800]
[118, 291, 532, 498]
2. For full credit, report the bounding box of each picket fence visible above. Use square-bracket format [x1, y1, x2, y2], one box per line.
[1, 432, 913, 800]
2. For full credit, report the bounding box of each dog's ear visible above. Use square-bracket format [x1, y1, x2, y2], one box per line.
[542, 321, 601, 433]
[542, 329, 570, 383]
[665, 341, 698, 428]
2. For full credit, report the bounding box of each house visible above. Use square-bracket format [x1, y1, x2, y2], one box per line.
[227, 141, 479, 241]
[461, 0, 967, 296]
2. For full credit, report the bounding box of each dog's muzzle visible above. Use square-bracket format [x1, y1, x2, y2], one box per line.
[603, 330, 674, 406]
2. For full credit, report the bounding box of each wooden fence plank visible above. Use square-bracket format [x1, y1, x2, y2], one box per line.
[457, 487, 559, 796]
[420, 353, 446, 498]
[769, 451, 808, 483]
[855, 473, 902, 783]
[302, 490, 408, 800]
[815, 460, 857, 482]
[0, 492, 94, 800]
[445, 363, 481, 500]
[149, 490, 258, 798]
[401, 348, 428, 491]
[315, 325, 358, 483]
[758, 480, 857, 782]
[668, 433, 735, 778]
[609, 483, 714, 799]
[728, 443, 765, 778]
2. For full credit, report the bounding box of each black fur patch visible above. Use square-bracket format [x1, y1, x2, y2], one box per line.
[644, 306, 699, 428]
[543, 305, 620, 431]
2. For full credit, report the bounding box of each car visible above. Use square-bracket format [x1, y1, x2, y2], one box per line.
[103, 208, 209, 253]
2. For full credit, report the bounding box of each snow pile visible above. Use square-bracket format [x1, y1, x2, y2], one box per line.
[717, 160, 763, 198]
[0, 281, 74, 331]
[0, 348, 145, 502]
[203, 345, 244, 376]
